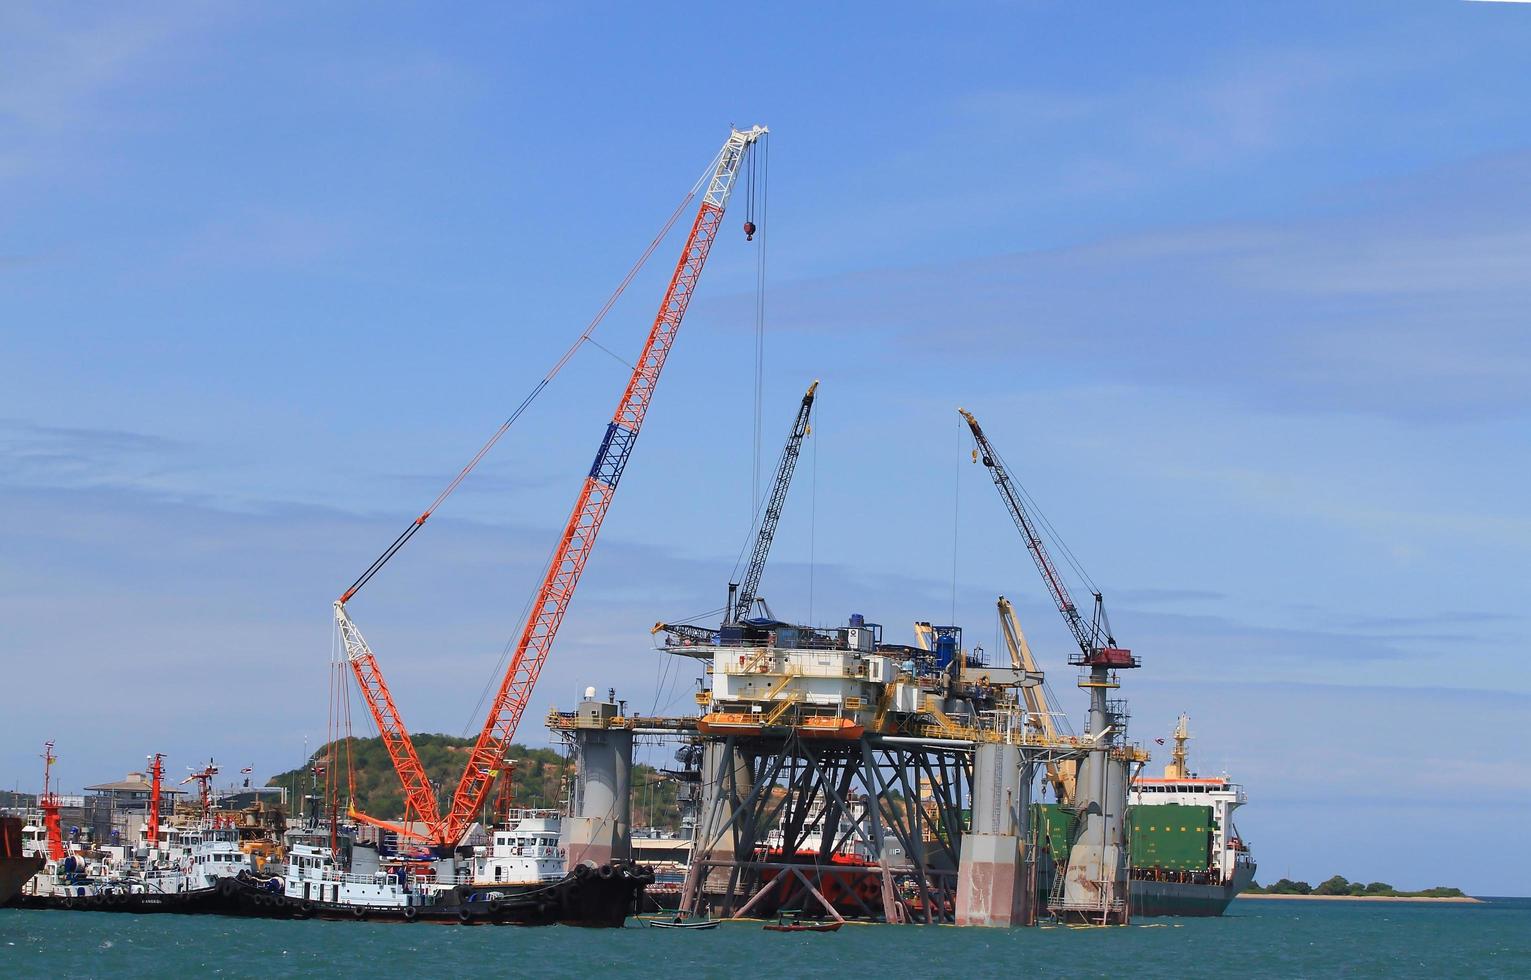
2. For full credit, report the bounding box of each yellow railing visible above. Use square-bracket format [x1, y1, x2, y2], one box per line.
[763, 694, 803, 726]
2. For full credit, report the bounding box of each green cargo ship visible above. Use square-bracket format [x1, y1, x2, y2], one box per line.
[1036, 715, 1256, 918]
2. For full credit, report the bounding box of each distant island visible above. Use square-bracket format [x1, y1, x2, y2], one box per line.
[1241, 876, 1477, 902]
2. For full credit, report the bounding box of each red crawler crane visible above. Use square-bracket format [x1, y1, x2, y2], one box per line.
[336, 126, 767, 847]
[440, 125, 767, 845]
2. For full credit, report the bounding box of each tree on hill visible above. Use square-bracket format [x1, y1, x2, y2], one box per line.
[267, 734, 680, 831]
[1416, 886, 1466, 898]
[1314, 875, 1352, 896]
[1249, 875, 1467, 899]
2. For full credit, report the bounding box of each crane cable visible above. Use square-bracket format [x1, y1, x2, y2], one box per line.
[730, 135, 772, 585]
[338, 152, 727, 605]
[979, 437, 1102, 597]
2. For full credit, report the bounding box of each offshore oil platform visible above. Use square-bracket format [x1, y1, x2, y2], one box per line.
[546, 391, 1157, 927]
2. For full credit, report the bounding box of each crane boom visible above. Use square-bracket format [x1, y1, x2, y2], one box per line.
[731, 380, 817, 623]
[997, 595, 1075, 802]
[441, 126, 767, 843]
[334, 602, 441, 835]
[912, 622, 936, 652]
[958, 408, 1136, 670]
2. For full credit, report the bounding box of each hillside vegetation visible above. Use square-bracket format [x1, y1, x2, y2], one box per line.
[1246, 876, 1466, 898]
[268, 734, 680, 830]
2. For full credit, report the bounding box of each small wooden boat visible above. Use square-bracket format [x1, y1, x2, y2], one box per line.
[763, 914, 842, 933]
[645, 914, 719, 930]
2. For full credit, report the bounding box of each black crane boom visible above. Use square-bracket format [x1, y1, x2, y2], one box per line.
[959, 408, 1137, 669]
[732, 380, 818, 624]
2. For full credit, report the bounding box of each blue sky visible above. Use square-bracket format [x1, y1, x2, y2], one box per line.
[3, 2, 1528, 893]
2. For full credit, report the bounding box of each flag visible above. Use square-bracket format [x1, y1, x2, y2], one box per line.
[240, 767, 253, 774]
[1154, 738, 1165, 745]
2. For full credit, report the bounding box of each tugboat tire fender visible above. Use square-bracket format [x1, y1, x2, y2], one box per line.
[598, 864, 616, 880]
[457, 907, 474, 924]
[402, 906, 418, 922]
[351, 907, 367, 920]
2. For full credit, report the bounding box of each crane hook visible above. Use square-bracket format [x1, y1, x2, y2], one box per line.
[743, 220, 757, 241]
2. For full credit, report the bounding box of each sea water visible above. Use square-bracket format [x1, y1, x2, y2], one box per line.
[3, 897, 1527, 979]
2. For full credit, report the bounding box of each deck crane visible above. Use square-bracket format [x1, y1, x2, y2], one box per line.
[961, 408, 1139, 923]
[958, 409, 1137, 671]
[997, 595, 1076, 803]
[729, 380, 818, 625]
[653, 377, 817, 649]
[438, 126, 769, 846]
[912, 622, 936, 651]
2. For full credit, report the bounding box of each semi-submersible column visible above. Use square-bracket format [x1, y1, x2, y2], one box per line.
[1056, 665, 1130, 923]
[955, 741, 1036, 927]
[561, 689, 634, 868]
[679, 738, 755, 914]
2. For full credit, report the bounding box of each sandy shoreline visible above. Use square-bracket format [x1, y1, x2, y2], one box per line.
[1237, 893, 1482, 904]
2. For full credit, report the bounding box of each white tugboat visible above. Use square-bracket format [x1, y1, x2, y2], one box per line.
[226, 796, 649, 926]
[18, 756, 256, 913]
[470, 809, 565, 889]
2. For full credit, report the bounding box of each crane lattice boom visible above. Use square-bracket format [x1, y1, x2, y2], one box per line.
[334, 602, 441, 835]
[959, 408, 1136, 669]
[440, 127, 767, 844]
[731, 380, 817, 623]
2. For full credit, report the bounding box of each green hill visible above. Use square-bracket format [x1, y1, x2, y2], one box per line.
[268, 734, 679, 830]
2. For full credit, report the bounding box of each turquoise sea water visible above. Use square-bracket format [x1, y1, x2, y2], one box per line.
[4, 898, 1528, 979]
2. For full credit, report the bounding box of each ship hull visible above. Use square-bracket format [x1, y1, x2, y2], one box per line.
[14, 863, 651, 927]
[0, 856, 44, 906]
[228, 862, 651, 927]
[12, 878, 242, 915]
[1128, 863, 1256, 918]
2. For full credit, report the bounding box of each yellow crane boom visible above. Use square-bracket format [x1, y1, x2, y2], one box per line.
[997, 595, 1076, 804]
[913, 621, 936, 652]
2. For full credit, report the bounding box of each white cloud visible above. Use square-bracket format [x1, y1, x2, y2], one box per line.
[0, 5, 232, 181]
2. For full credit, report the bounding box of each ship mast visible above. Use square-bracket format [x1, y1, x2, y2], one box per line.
[182, 760, 219, 823]
[39, 740, 65, 862]
[147, 753, 165, 848]
[1164, 714, 1191, 779]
